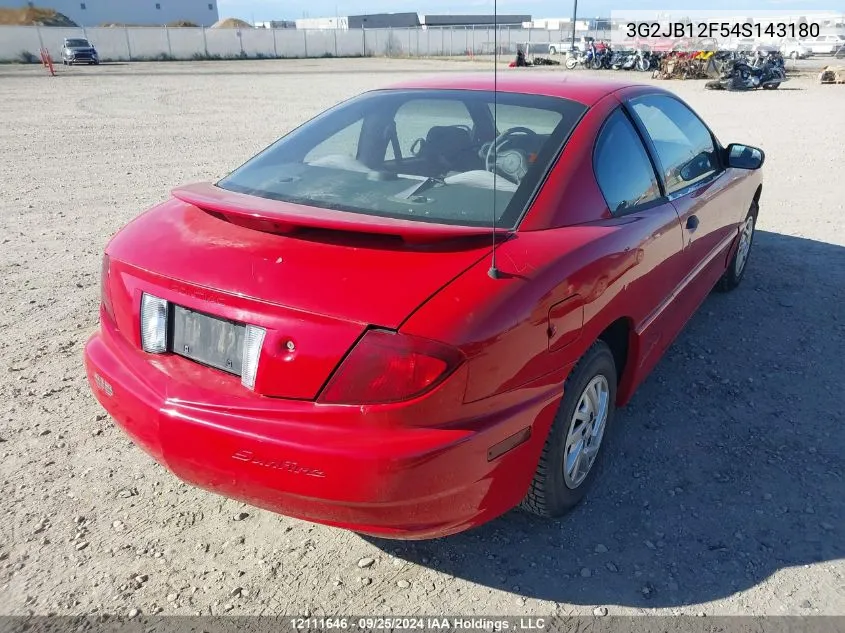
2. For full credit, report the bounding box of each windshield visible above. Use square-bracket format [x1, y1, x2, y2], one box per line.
[217, 89, 587, 228]
[66, 39, 91, 47]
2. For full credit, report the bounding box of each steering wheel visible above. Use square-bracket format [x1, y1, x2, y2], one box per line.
[484, 126, 539, 184]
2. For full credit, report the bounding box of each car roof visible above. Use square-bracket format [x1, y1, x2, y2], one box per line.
[382, 73, 650, 107]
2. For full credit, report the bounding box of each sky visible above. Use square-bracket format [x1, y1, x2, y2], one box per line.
[217, 0, 841, 22]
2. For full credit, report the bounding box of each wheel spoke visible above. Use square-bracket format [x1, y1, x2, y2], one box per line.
[565, 439, 584, 478]
[593, 390, 609, 438]
[572, 405, 591, 425]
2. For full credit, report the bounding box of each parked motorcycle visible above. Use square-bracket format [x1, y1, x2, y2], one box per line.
[565, 47, 593, 69]
[613, 50, 637, 70]
[592, 44, 613, 69]
[706, 55, 787, 90]
[609, 49, 657, 71]
[639, 50, 660, 71]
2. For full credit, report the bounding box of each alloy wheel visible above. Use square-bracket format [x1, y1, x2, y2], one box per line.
[735, 215, 755, 276]
[563, 375, 610, 489]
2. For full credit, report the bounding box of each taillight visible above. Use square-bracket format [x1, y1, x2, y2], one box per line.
[140, 293, 168, 354]
[100, 254, 115, 321]
[318, 329, 464, 405]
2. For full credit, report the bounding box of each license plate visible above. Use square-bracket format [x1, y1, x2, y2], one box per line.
[171, 305, 245, 376]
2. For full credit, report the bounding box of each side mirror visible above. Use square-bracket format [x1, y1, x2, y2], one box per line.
[726, 143, 765, 170]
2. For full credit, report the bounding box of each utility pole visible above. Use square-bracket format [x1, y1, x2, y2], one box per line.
[570, 0, 578, 52]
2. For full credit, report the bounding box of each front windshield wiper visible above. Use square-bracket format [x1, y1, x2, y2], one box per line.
[393, 177, 446, 200]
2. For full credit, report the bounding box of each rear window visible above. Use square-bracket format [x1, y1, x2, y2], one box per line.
[217, 89, 586, 228]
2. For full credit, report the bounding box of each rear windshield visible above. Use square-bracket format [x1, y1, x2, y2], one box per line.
[217, 89, 587, 228]
[66, 39, 90, 47]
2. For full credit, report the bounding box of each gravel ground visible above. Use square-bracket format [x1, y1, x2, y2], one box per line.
[0, 58, 843, 618]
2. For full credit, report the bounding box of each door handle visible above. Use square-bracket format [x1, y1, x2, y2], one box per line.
[686, 215, 700, 230]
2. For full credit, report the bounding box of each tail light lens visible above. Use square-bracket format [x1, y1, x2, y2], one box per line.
[140, 293, 168, 354]
[100, 254, 115, 321]
[241, 324, 266, 390]
[318, 329, 464, 405]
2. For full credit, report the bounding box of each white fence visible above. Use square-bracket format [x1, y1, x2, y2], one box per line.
[0, 25, 610, 62]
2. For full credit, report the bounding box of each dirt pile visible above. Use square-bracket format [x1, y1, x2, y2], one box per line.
[0, 6, 77, 26]
[211, 17, 252, 29]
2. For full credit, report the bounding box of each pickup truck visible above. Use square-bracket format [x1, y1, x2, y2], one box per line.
[526, 36, 595, 55]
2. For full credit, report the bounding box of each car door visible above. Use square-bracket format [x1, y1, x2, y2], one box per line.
[626, 93, 745, 310]
[591, 106, 686, 384]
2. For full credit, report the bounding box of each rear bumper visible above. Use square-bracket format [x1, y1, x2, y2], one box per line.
[83, 319, 553, 539]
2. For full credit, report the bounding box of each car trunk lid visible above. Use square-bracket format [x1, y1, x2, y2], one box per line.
[104, 187, 497, 399]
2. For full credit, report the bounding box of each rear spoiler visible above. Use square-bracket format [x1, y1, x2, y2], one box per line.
[171, 182, 511, 245]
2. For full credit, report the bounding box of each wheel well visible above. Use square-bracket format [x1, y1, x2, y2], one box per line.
[753, 184, 762, 204]
[598, 318, 631, 385]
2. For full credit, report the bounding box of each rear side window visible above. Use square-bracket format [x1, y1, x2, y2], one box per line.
[594, 109, 661, 215]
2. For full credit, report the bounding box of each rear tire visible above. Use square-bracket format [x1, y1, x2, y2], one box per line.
[716, 201, 757, 292]
[520, 341, 617, 518]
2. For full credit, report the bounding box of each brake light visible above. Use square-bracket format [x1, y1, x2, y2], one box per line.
[318, 329, 464, 405]
[100, 254, 115, 321]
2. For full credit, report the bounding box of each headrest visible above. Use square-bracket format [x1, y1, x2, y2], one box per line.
[425, 126, 472, 151]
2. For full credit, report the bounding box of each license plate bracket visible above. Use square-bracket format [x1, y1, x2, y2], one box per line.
[171, 305, 245, 376]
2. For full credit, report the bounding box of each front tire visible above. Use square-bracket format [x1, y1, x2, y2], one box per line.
[520, 341, 617, 518]
[565, 57, 577, 70]
[717, 201, 757, 292]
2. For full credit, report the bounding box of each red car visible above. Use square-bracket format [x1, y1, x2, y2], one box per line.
[84, 75, 764, 539]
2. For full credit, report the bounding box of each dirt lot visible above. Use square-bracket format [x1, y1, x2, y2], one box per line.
[0, 58, 843, 618]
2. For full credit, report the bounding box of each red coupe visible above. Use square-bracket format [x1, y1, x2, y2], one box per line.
[84, 75, 764, 539]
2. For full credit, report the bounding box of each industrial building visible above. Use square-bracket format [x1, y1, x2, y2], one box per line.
[423, 14, 531, 27]
[295, 13, 531, 30]
[3, 0, 220, 26]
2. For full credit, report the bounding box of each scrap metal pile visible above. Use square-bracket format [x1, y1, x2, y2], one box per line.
[819, 65, 845, 84]
[509, 46, 561, 67]
[652, 51, 718, 80]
